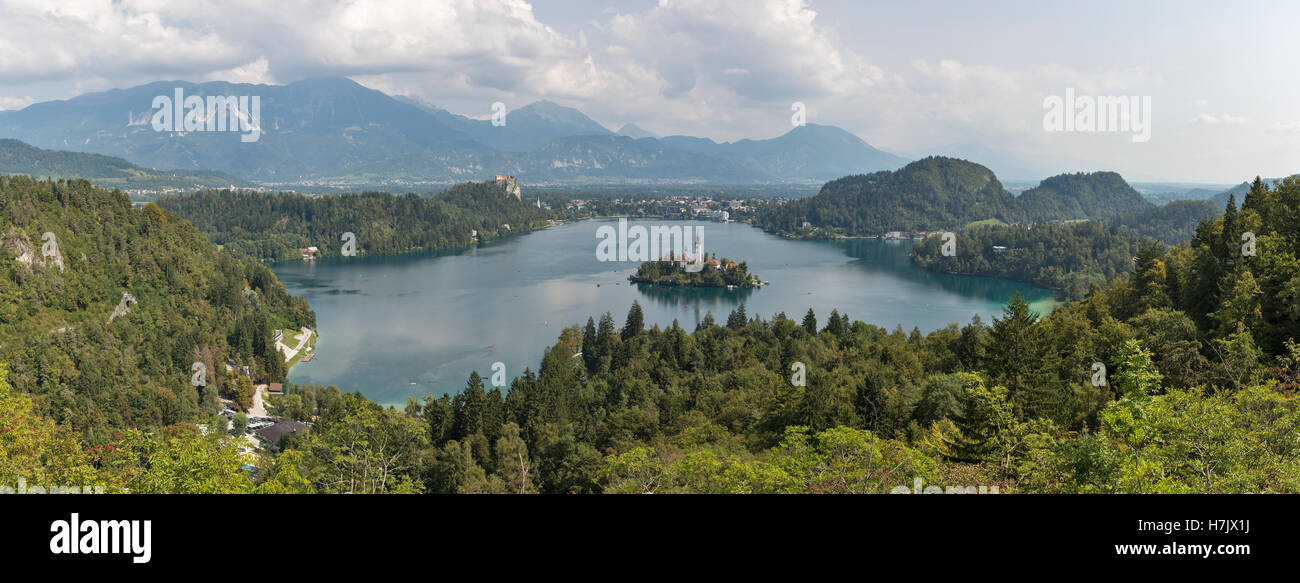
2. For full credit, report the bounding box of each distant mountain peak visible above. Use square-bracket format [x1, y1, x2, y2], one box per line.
[518, 99, 606, 126]
[617, 123, 658, 139]
[288, 76, 370, 90]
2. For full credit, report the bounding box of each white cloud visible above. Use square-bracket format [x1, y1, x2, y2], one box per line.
[0, 0, 1163, 145]
[600, 0, 882, 102]
[0, 96, 34, 111]
[0, 0, 589, 93]
[201, 57, 274, 85]
[867, 60, 1158, 150]
[0, 0, 1289, 182]
[1190, 113, 1248, 125]
[1269, 121, 1300, 133]
[0, 0, 245, 83]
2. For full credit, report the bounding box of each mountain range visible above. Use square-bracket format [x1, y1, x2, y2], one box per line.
[0, 77, 908, 185]
[616, 123, 658, 139]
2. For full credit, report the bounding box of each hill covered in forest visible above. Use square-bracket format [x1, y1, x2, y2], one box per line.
[404, 174, 1300, 493]
[912, 221, 1144, 300]
[0, 139, 248, 197]
[752, 157, 1019, 236]
[6, 174, 1300, 494]
[0, 175, 312, 436]
[754, 159, 1222, 250]
[1013, 171, 1152, 221]
[1112, 199, 1223, 244]
[157, 179, 550, 262]
[908, 199, 1226, 300]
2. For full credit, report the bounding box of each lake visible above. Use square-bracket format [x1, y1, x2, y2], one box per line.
[272, 219, 1057, 405]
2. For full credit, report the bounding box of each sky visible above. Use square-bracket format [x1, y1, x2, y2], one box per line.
[0, 0, 1297, 183]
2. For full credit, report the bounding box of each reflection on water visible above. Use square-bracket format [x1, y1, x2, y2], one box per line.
[274, 219, 1057, 405]
[840, 238, 1056, 309]
[633, 281, 757, 311]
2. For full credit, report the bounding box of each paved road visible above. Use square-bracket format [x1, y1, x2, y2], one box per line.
[248, 384, 268, 418]
[275, 327, 312, 362]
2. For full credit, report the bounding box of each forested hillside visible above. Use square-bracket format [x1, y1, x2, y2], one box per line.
[754, 161, 1213, 244]
[0, 176, 312, 437]
[906, 198, 1227, 300]
[752, 157, 1018, 237]
[157, 180, 550, 262]
[912, 221, 1144, 300]
[761, 161, 1234, 296]
[1113, 199, 1223, 244]
[1013, 171, 1152, 221]
[382, 174, 1300, 493]
[0, 139, 147, 179]
[7, 174, 1300, 495]
[0, 139, 248, 196]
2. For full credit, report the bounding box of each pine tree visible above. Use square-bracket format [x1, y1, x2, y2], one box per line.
[264, 347, 286, 383]
[824, 309, 845, 336]
[1130, 242, 1170, 316]
[948, 373, 1002, 463]
[1186, 218, 1226, 327]
[985, 292, 1056, 418]
[802, 308, 817, 335]
[956, 314, 988, 371]
[596, 312, 617, 373]
[726, 304, 748, 330]
[622, 301, 644, 340]
[452, 371, 487, 440]
[581, 317, 598, 373]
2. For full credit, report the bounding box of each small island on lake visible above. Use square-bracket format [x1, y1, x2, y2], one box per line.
[628, 253, 765, 288]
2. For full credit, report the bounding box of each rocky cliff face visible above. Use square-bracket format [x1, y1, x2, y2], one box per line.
[496, 176, 522, 200]
[4, 228, 65, 272]
[108, 291, 137, 324]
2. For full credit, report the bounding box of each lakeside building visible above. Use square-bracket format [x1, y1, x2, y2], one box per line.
[255, 420, 310, 453]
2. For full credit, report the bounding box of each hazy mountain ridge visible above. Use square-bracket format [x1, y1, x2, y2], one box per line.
[616, 123, 658, 139]
[0, 77, 906, 185]
[0, 78, 492, 182]
[0, 138, 249, 194]
[1212, 181, 1252, 208]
